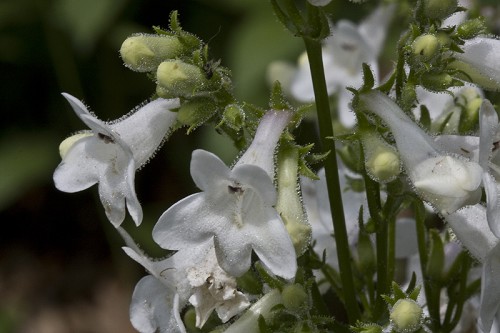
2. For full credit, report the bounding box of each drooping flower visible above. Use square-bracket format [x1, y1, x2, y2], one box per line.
[359, 90, 483, 215]
[153, 110, 297, 279]
[119, 228, 249, 332]
[290, 5, 394, 127]
[53, 93, 180, 227]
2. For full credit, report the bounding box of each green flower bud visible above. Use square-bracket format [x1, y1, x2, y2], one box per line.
[412, 34, 440, 61]
[176, 98, 217, 130]
[276, 144, 312, 255]
[362, 132, 401, 183]
[59, 132, 93, 158]
[423, 0, 457, 20]
[390, 299, 423, 333]
[156, 60, 208, 98]
[282, 284, 308, 310]
[120, 34, 184, 72]
[457, 18, 486, 40]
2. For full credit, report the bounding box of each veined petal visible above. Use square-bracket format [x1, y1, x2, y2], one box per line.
[231, 164, 276, 206]
[434, 135, 480, 161]
[190, 149, 231, 193]
[480, 242, 500, 333]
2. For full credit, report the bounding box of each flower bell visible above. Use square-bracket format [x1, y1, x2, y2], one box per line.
[53, 93, 180, 226]
[153, 110, 297, 279]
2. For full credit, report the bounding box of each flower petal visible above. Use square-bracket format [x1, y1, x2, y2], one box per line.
[231, 164, 276, 206]
[479, 100, 499, 168]
[483, 172, 500, 238]
[190, 149, 231, 193]
[130, 276, 186, 333]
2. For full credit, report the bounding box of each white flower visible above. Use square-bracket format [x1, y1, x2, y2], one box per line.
[290, 5, 394, 127]
[53, 93, 180, 226]
[119, 229, 249, 331]
[153, 111, 297, 279]
[451, 37, 500, 91]
[359, 90, 483, 215]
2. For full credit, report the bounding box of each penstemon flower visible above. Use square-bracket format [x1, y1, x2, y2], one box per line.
[359, 90, 483, 215]
[153, 110, 297, 279]
[53, 93, 180, 227]
[119, 228, 249, 332]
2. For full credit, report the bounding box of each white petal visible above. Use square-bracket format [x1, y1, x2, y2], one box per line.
[480, 243, 500, 333]
[231, 164, 276, 205]
[483, 172, 500, 238]
[358, 4, 395, 57]
[445, 205, 498, 261]
[130, 276, 186, 333]
[190, 149, 231, 193]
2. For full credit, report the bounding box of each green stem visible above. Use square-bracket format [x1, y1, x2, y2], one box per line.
[303, 37, 361, 323]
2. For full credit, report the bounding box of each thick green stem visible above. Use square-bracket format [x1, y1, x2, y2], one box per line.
[303, 37, 361, 322]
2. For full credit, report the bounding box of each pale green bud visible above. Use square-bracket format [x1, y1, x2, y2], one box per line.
[282, 284, 308, 310]
[423, 0, 457, 20]
[390, 299, 423, 333]
[59, 132, 93, 158]
[276, 144, 312, 256]
[119, 34, 184, 72]
[362, 132, 401, 183]
[412, 34, 440, 61]
[156, 60, 208, 98]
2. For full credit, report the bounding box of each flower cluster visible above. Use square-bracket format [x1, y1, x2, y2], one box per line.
[53, 1, 500, 332]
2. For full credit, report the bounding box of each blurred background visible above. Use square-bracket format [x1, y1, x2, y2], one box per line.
[1, 0, 500, 332]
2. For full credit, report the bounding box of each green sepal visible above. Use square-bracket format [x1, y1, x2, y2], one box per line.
[360, 63, 375, 93]
[408, 285, 422, 301]
[392, 281, 407, 301]
[419, 105, 431, 130]
[425, 229, 444, 282]
[255, 261, 286, 291]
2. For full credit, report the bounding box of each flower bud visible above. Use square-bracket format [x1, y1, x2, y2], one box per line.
[362, 132, 401, 183]
[457, 18, 486, 40]
[276, 144, 312, 255]
[282, 284, 308, 310]
[59, 132, 93, 158]
[120, 34, 184, 72]
[390, 299, 423, 333]
[412, 34, 440, 61]
[156, 60, 208, 98]
[422, 0, 457, 20]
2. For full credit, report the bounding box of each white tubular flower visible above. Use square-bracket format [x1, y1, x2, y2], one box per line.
[153, 111, 297, 279]
[53, 93, 180, 227]
[359, 90, 483, 215]
[451, 37, 500, 91]
[119, 229, 249, 332]
[290, 5, 394, 127]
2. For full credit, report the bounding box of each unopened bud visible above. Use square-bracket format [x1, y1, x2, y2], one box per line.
[412, 34, 440, 61]
[362, 132, 401, 183]
[423, 0, 457, 20]
[59, 132, 93, 158]
[156, 60, 208, 98]
[390, 299, 423, 333]
[120, 34, 184, 72]
[457, 18, 486, 40]
[282, 284, 308, 310]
